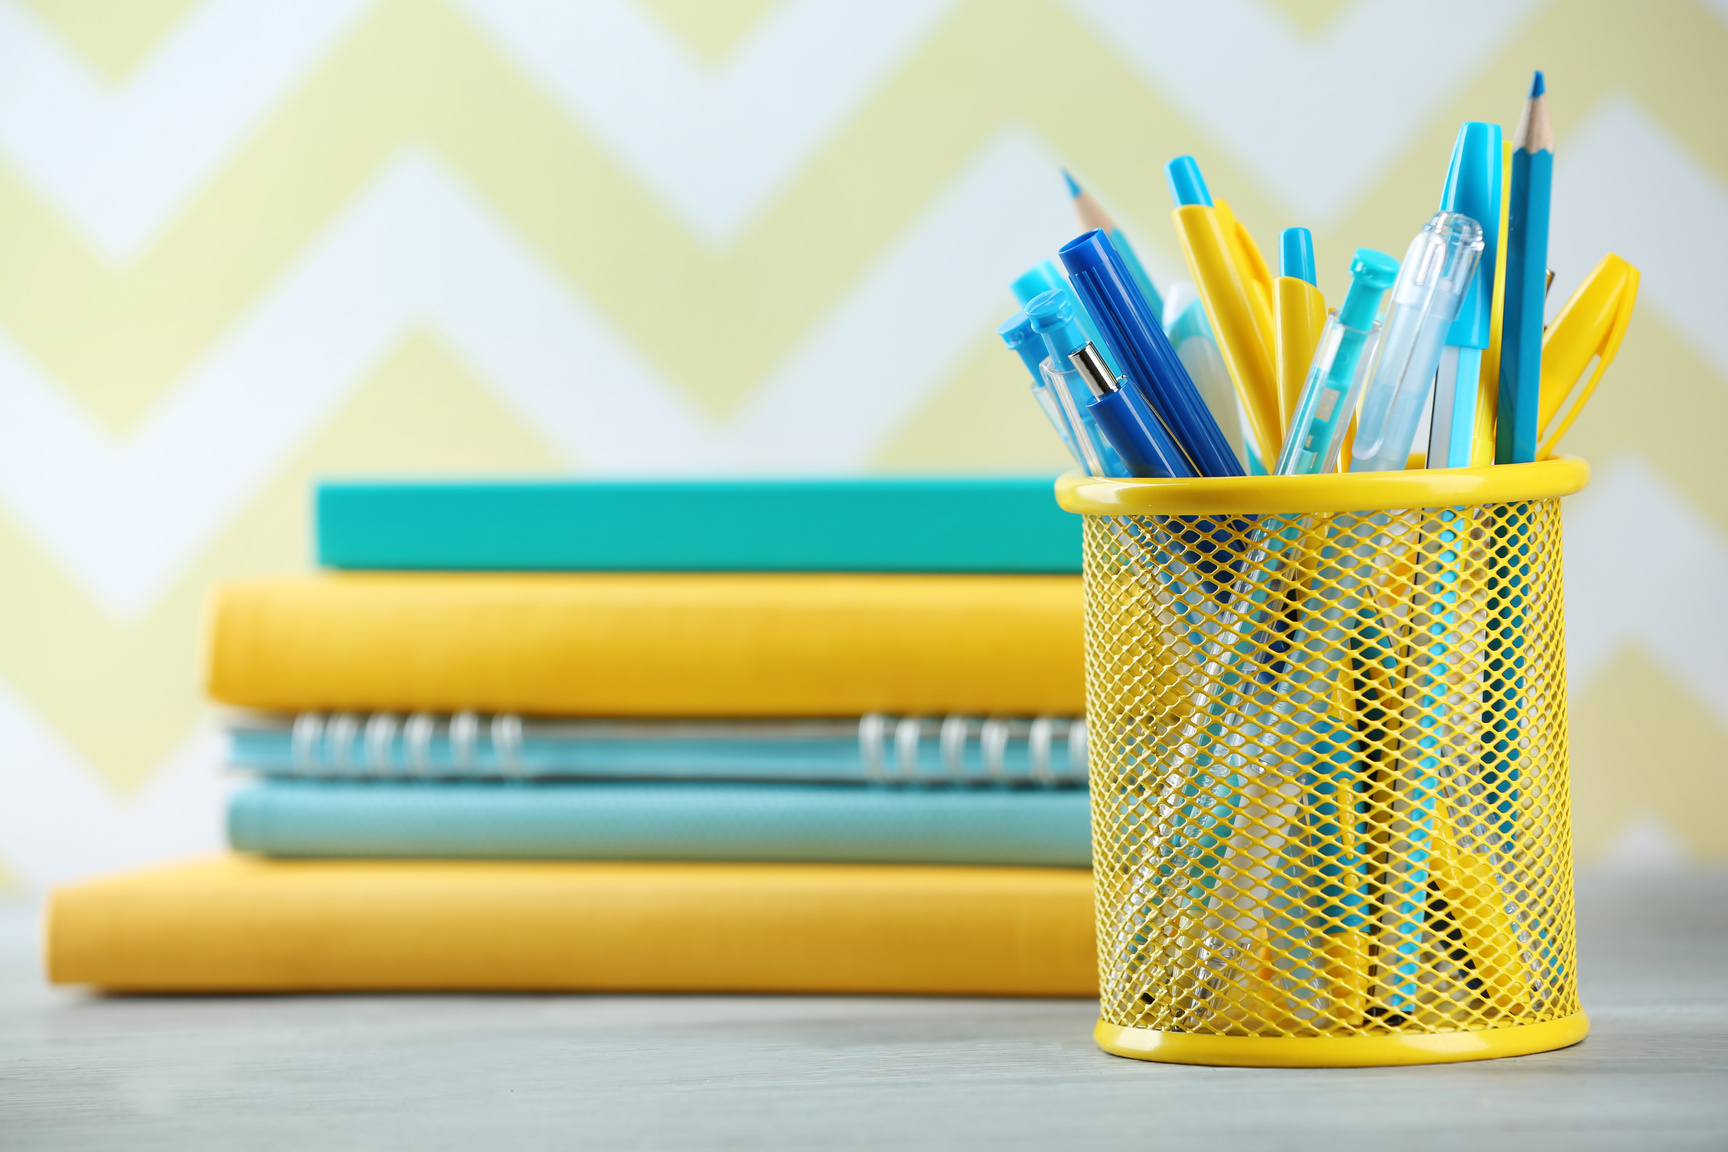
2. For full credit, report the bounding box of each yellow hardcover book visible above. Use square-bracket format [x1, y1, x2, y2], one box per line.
[47, 856, 1098, 995]
[205, 573, 1085, 716]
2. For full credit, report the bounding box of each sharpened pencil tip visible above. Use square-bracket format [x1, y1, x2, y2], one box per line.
[1530, 70, 1545, 98]
[1061, 168, 1082, 199]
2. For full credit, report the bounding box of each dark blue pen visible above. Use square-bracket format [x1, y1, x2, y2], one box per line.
[1060, 230, 1243, 477]
[1067, 343, 1193, 479]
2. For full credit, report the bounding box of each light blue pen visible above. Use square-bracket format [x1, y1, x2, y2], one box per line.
[1276, 250, 1400, 475]
[1012, 260, 1111, 360]
[999, 311, 1086, 470]
[1349, 212, 1485, 473]
[1026, 290, 1128, 477]
[1427, 123, 1502, 469]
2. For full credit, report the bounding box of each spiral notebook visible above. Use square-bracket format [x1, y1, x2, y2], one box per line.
[228, 712, 1089, 786]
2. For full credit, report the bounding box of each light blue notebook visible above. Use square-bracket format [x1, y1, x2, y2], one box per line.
[228, 781, 1092, 867]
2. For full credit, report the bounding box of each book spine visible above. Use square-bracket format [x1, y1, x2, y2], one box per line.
[226, 781, 1094, 866]
[315, 478, 1082, 573]
[203, 574, 1086, 716]
[48, 859, 1099, 994]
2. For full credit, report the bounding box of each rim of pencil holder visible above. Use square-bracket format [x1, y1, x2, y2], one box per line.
[1055, 456, 1588, 516]
[1059, 455, 1591, 1068]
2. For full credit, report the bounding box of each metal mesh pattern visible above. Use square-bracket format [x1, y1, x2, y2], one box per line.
[1083, 499, 1577, 1038]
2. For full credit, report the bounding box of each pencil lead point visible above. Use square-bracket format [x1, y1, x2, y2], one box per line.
[1530, 70, 1545, 98]
[1061, 168, 1082, 199]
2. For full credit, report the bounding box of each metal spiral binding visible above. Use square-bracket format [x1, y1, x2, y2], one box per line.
[290, 712, 323, 772]
[272, 710, 1087, 783]
[491, 713, 523, 778]
[363, 714, 397, 773]
[856, 714, 1087, 785]
[326, 713, 359, 772]
[981, 718, 1011, 781]
[449, 711, 480, 771]
[403, 713, 435, 774]
[858, 713, 890, 782]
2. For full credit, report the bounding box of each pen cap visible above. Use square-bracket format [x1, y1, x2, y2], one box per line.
[1026, 289, 1089, 363]
[1165, 156, 1212, 207]
[998, 311, 1047, 379]
[1537, 252, 1639, 455]
[1012, 261, 1066, 306]
[1014, 259, 1114, 369]
[1440, 122, 1503, 347]
[1279, 228, 1317, 285]
[1390, 212, 1484, 322]
[1339, 248, 1400, 331]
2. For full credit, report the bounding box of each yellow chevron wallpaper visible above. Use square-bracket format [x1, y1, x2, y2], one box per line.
[0, 0, 1723, 888]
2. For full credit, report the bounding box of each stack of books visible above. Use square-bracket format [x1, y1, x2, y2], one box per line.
[48, 478, 1099, 995]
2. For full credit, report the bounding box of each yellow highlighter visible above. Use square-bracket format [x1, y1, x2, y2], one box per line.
[1166, 157, 1281, 467]
[1271, 227, 1328, 443]
[1536, 253, 1639, 458]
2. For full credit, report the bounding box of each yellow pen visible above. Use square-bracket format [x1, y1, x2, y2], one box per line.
[1536, 253, 1639, 458]
[1217, 198, 1277, 352]
[1166, 156, 1281, 467]
[1271, 227, 1327, 446]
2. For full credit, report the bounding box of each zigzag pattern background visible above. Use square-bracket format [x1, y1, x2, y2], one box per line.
[0, 0, 1723, 889]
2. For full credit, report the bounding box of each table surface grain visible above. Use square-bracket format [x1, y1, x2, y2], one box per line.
[2, 872, 1725, 1151]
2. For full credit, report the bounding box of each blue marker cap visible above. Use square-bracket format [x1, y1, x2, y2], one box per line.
[1338, 248, 1400, 331]
[998, 311, 1046, 380]
[1279, 227, 1317, 285]
[1439, 121, 1503, 348]
[1059, 228, 1238, 477]
[1012, 260, 1066, 307]
[1025, 288, 1088, 362]
[1165, 156, 1213, 207]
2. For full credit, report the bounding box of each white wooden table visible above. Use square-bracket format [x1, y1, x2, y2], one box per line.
[3, 873, 1725, 1150]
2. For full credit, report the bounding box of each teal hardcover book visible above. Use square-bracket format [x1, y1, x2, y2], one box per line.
[315, 476, 1079, 572]
[228, 780, 1091, 866]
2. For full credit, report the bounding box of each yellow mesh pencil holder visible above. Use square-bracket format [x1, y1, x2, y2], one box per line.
[1057, 458, 1590, 1068]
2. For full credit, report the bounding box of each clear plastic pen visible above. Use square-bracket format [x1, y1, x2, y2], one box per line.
[1275, 249, 1400, 475]
[999, 310, 1088, 471]
[1349, 212, 1485, 473]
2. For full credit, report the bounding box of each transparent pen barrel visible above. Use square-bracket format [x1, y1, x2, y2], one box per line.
[1276, 313, 1380, 476]
[1351, 213, 1483, 473]
[1043, 360, 1126, 477]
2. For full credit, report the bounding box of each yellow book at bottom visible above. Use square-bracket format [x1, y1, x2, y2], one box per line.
[47, 856, 1097, 996]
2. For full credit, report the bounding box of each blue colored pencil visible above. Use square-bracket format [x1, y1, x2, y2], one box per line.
[1496, 72, 1553, 465]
